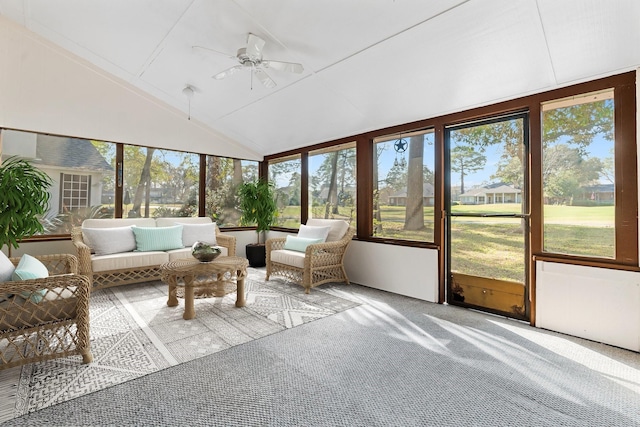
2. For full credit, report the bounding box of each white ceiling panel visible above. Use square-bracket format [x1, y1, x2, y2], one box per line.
[537, 0, 640, 83]
[214, 75, 373, 154]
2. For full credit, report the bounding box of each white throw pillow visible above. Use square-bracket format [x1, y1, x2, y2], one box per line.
[297, 224, 330, 242]
[0, 251, 15, 282]
[82, 226, 137, 256]
[306, 219, 349, 242]
[176, 222, 218, 247]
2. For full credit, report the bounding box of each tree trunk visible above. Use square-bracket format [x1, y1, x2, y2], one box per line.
[405, 136, 425, 231]
[325, 152, 339, 218]
[131, 148, 155, 217]
[373, 148, 383, 234]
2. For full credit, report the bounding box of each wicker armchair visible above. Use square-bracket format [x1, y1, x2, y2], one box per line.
[0, 254, 92, 370]
[266, 221, 355, 294]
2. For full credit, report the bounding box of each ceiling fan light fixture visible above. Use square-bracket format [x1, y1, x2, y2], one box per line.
[182, 85, 195, 120]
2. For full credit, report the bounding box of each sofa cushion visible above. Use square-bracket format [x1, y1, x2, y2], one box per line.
[297, 224, 330, 242]
[306, 219, 349, 242]
[0, 251, 15, 282]
[132, 225, 184, 252]
[82, 226, 137, 255]
[270, 249, 306, 269]
[284, 236, 323, 252]
[155, 217, 212, 227]
[12, 254, 48, 303]
[176, 222, 218, 247]
[91, 251, 169, 273]
[83, 218, 156, 228]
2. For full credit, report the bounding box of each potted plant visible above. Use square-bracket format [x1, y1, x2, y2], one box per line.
[238, 178, 278, 267]
[0, 156, 53, 255]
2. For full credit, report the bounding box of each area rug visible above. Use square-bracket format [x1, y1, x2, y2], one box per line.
[0, 268, 360, 422]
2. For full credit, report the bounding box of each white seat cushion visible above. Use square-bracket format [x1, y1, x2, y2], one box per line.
[270, 249, 306, 269]
[306, 219, 349, 242]
[91, 251, 169, 272]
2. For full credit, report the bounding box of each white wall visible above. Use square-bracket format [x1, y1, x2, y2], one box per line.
[0, 16, 260, 161]
[536, 261, 640, 352]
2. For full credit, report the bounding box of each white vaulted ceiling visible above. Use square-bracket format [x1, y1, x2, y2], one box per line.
[0, 0, 639, 157]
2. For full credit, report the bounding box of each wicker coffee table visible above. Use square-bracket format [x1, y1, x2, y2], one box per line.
[161, 256, 249, 320]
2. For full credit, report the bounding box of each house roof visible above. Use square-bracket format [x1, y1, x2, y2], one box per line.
[1, 2, 638, 157]
[460, 184, 520, 197]
[36, 135, 113, 172]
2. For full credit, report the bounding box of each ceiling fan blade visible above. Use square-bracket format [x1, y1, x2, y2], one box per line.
[213, 65, 242, 80]
[246, 33, 266, 59]
[254, 68, 276, 89]
[262, 60, 304, 74]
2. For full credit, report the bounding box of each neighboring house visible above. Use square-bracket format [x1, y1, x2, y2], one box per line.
[579, 183, 614, 204]
[1, 130, 113, 216]
[458, 183, 521, 205]
[387, 183, 435, 206]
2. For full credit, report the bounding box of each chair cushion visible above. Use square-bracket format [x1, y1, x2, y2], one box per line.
[284, 236, 323, 252]
[132, 225, 184, 252]
[297, 224, 330, 242]
[270, 249, 306, 269]
[0, 251, 15, 282]
[11, 254, 48, 303]
[91, 251, 169, 272]
[82, 226, 137, 255]
[306, 219, 350, 242]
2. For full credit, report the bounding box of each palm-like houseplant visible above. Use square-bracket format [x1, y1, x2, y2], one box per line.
[0, 156, 52, 255]
[238, 178, 278, 267]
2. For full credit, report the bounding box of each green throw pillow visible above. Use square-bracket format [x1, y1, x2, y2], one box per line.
[132, 225, 184, 252]
[12, 254, 48, 303]
[283, 235, 323, 252]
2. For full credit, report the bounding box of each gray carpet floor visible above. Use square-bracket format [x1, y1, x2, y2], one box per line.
[2, 278, 639, 427]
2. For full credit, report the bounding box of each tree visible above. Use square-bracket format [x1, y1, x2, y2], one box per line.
[450, 145, 486, 194]
[405, 136, 425, 230]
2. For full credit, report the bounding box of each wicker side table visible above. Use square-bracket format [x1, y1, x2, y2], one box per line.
[160, 256, 249, 320]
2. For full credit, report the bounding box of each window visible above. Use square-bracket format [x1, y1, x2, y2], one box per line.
[269, 155, 301, 228]
[60, 174, 90, 212]
[541, 89, 615, 259]
[0, 129, 115, 235]
[308, 142, 356, 224]
[373, 129, 435, 242]
[123, 146, 199, 218]
[205, 156, 258, 226]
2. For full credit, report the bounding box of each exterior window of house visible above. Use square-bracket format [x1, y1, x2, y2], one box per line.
[60, 174, 90, 212]
[269, 154, 302, 228]
[123, 146, 199, 218]
[308, 142, 356, 224]
[373, 129, 435, 242]
[205, 156, 258, 226]
[541, 89, 615, 258]
[0, 129, 115, 235]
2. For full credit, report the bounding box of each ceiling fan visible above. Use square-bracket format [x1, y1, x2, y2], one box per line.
[199, 33, 304, 89]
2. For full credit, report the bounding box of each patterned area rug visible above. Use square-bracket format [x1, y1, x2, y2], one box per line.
[0, 268, 360, 422]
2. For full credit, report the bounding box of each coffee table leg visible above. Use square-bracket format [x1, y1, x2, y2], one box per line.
[167, 277, 178, 307]
[183, 275, 196, 320]
[236, 276, 246, 307]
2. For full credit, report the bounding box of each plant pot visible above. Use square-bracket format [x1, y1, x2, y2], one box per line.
[246, 243, 266, 267]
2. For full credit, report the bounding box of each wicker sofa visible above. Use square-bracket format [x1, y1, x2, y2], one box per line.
[266, 219, 355, 293]
[71, 217, 236, 290]
[0, 253, 92, 370]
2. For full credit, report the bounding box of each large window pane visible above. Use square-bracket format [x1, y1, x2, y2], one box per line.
[0, 129, 115, 235]
[373, 129, 435, 242]
[269, 155, 301, 228]
[205, 156, 258, 226]
[542, 89, 615, 258]
[308, 142, 356, 224]
[123, 146, 199, 218]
